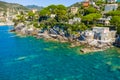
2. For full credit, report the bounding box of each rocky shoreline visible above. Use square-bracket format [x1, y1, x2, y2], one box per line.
[10, 23, 115, 54]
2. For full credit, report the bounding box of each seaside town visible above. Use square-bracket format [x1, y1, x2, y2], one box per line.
[1, 0, 120, 53]
[0, 8, 14, 25]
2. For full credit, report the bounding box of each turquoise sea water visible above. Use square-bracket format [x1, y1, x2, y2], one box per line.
[0, 26, 120, 80]
[117, 0, 120, 2]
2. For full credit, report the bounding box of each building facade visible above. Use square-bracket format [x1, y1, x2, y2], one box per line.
[104, 4, 118, 12]
[82, 27, 116, 43]
[107, 0, 116, 3]
[70, 7, 78, 14]
[97, 17, 111, 26]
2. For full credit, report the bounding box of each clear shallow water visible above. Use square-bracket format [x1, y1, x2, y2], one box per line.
[0, 26, 120, 80]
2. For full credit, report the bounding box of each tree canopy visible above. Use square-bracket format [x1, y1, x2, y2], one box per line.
[82, 13, 102, 25]
[84, 6, 98, 15]
[110, 16, 120, 34]
[105, 11, 120, 16]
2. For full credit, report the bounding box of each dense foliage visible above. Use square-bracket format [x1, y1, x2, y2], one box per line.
[13, 1, 120, 35]
[110, 16, 120, 34]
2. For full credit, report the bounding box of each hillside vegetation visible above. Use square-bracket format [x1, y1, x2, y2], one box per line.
[0, 1, 29, 11]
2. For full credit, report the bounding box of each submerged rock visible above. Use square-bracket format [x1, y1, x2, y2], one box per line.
[15, 56, 27, 61]
[106, 61, 112, 65]
[93, 65, 100, 69]
[110, 65, 120, 72]
[10, 29, 15, 32]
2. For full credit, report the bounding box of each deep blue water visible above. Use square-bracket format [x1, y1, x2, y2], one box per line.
[0, 26, 120, 80]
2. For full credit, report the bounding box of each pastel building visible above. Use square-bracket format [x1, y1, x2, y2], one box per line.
[82, 0, 90, 7]
[82, 27, 116, 43]
[70, 7, 78, 14]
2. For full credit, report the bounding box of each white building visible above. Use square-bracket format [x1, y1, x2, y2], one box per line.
[107, 0, 117, 3]
[97, 17, 111, 26]
[68, 17, 81, 24]
[82, 27, 116, 43]
[104, 4, 118, 12]
[50, 14, 56, 18]
[93, 27, 116, 42]
[84, 30, 94, 41]
[93, 27, 109, 33]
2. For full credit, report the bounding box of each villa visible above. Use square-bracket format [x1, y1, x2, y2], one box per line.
[70, 7, 78, 14]
[97, 17, 112, 26]
[107, 0, 116, 3]
[82, 0, 99, 8]
[81, 27, 116, 44]
[0, 16, 6, 22]
[93, 27, 116, 42]
[82, 0, 89, 7]
[83, 30, 94, 41]
[104, 4, 118, 12]
[69, 17, 81, 24]
[32, 9, 38, 13]
[50, 14, 56, 18]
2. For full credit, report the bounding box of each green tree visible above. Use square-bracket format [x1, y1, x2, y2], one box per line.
[110, 16, 120, 34]
[96, 0, 105, 5]
[16, 14, 25, 22]
[84, 6, 98, 15]
[39, 8, 50, 16]
[27, 11, 35, 21]
[105, 11, 120, 16]
[91, 13, 102, 24]
[55, 5, 67, 22]
[77, 23, 88, 31]
[47, 5, 57, 14]
[39, 4, 67, 22]
[82, 14, 93, 25]
[82, 13, 101, 25]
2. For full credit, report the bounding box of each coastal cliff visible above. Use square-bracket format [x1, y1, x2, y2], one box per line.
[10, 23, 115, 53]
[10, 0, 120, 53]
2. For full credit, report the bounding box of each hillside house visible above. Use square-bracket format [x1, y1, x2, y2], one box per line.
[83, 30, 94, 41]
[93, 27, 116, 43]
[73, 17, 81, 22]
[97, 17, 111, 26]
[82, 1, 89, 7]
[50, 14, 56, 18]
[69, 17, 81, 24]
[104, 4, 118, 12]
[32, 9, 37, 13]
[0, 17, 6, 22]
[70, 7, 78, 14]
[107, 0, 116, 3]
[81, 27, 116, 43]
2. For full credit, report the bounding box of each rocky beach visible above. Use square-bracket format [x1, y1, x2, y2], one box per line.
[10, 23, 116, 53]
